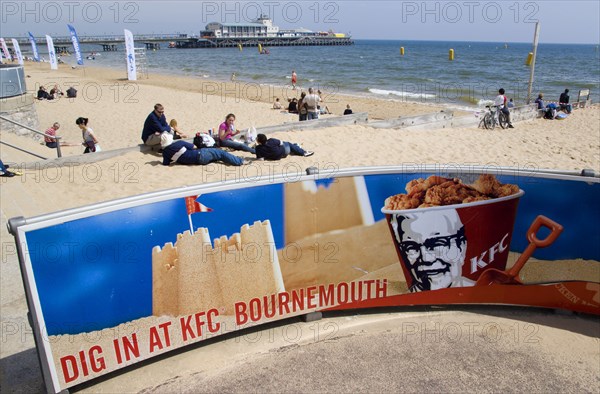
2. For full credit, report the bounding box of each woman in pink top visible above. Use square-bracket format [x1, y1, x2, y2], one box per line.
[217, 113, 255, 154]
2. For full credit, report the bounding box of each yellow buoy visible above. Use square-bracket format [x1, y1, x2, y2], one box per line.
[238, 43, 242, 51]
[258, 43, 262, 53]
[525, 52, 533, 66]
[449, 49, 455, 61]
[400, 47, 405, 56]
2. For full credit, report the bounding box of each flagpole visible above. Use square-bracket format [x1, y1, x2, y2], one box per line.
[188, 214, 194, 233]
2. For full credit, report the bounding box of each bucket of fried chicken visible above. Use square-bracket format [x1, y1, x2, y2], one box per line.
[381, 175, 524, 293]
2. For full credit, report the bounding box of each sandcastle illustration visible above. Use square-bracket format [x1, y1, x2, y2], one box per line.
[284, 177, 373, 243]
[152, 220, 284, 316]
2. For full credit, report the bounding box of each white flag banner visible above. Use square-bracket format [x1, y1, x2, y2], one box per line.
[11, 39, 24, 65]
[0, 38, 12, 61]
[124, 29, 136, 81]
[45, 35, 58, 70]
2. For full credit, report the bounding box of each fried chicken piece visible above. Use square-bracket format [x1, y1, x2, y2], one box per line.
[462, 195, 491, 203]
[496, 183, 520, 197]
[405, 175, 451, 196]
[384, 191, 425, 210]
[423, 180, 481, 206]
[472, 174, 519, 198]
[472, 174, 501, 196]
[386, 174, 518, 210]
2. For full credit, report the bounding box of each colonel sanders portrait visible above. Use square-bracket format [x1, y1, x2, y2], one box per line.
[391, 209, 475, 292]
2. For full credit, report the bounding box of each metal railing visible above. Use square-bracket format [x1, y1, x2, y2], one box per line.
[0, 115, 62, 158]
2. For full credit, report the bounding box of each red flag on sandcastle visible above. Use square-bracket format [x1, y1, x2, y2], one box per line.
[185, 196, 212, 215]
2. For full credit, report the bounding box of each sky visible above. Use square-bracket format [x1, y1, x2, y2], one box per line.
[1, 0, 599, 44]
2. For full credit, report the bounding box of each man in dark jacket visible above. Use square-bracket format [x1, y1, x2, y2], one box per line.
[142, 103, 171, 146]
[559, 89, 571, 113]
[161, 133, 247, 166]
[254, 133, 313, 160]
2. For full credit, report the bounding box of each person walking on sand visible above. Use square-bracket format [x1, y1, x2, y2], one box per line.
[76, 117, 101, 153]
[291, 70, 297, 90]
[142, 103, 171, 146]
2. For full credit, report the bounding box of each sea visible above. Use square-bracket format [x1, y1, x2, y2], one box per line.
[58, 39, 599, 109]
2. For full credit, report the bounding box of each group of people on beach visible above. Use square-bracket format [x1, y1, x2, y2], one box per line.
[141, 104, 313, 167]
[535, 89, 572, 120]
[37, 85, 77, 100]
[277, 87, 340, 121]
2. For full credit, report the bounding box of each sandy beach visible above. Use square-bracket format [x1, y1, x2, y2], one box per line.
[1, 62, 599, 392]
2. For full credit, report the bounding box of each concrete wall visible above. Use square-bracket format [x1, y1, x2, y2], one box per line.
[0, 94, 41, 140]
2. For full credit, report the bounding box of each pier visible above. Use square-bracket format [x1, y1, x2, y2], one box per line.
[182, 36, 353, 49]
[13, 33, 353, 52]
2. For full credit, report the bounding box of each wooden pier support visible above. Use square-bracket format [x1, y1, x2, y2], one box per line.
[101, 44, 118, 51]
[145, 42, 161, 50]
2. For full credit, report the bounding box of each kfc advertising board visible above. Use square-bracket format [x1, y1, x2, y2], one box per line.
[9, 166, 600, 393]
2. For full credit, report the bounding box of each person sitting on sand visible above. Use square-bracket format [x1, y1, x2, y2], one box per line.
[42, 122, 77, 148]
[288, 98, 298, 114]
[142, 104, 171, 146]
[217, 113, 256, 154]
[343, 104, 353, 115]
[273, 98, 282, 110]
[535, 93, 545, 110]
[161, 133, 248, 166]
[255, 133, 314, 161]
[559, 89, 572, 113]
[169, 119, 188, 140]
[49, 85, 64, 98]
[66, 86, 77, 98]
[37, 86, 53, 100]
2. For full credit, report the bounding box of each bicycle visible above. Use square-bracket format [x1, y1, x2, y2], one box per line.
[480, 105, 510, 130]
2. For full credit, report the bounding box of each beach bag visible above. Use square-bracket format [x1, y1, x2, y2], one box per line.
[246, 126, 257, 144]
[84, 140, 96, 152]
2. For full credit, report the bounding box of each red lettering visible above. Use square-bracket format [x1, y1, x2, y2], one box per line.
[194, 312, 206, 337]
[291, 288, 305, 312]
[319, 284, 335, 306]
[159, 322, 172, 347]
[60, 355, 79, 383]
[375, 279, 387, 298]
[306, 286, 317, 308]
[278, 292, 290, 315]
[180, 316, 195, 341]
[249, 297, 261, 322]
[113, 339, 122, 364]
[60, 346, 105, 383]
[350, 281, 363, 303]
[122, 333, 140, 361]
[235, 302, 248, 325]
[207, 308, 220, 333]
[263, 294, 276, 318]
[89, 345, 105, 373]
[337, 282, 349, 304]
[149, 326, 163, 353]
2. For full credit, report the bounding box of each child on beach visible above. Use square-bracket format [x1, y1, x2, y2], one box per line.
[169, 119, 188, 140]
[76, 117, 101, 153]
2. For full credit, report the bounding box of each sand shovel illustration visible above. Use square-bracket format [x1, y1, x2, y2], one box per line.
[476, 215, 563, 286]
